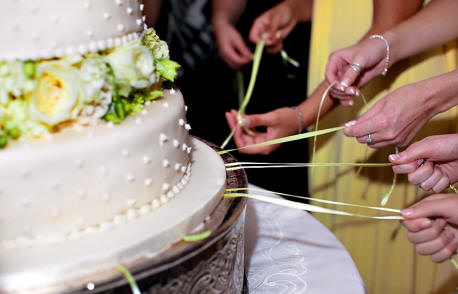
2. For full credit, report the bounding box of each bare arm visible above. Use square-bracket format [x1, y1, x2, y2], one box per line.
[144, 0, 163, 28]
[211, 0, 247, 26]
[298, 0, 423, 125]
[385, 0, 458, 64]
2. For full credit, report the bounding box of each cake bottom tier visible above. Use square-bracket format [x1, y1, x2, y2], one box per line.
[0, 138, 233, 293]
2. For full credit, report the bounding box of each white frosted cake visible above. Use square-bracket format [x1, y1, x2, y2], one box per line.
[0, 1, 226, 291]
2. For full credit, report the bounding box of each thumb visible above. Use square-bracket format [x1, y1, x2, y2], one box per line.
[389, 142, 428, 164]
[242, 112, 277, 129]
[401, 196, 450, 220]
[339, 65, 361, 88]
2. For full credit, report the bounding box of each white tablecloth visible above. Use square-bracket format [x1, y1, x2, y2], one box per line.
[244, 187, 366, 294]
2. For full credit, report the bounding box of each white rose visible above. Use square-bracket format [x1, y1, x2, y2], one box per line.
[105, 39, 155, 93]
[30, 61, 83, 126]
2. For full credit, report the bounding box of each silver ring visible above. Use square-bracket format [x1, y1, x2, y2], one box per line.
[350, 62, 363, 73]
[366, 133, 372, 144]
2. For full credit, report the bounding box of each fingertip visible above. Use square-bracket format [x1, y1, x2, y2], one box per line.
[389, 153, 401, 163]
[401, 207, 414, 218]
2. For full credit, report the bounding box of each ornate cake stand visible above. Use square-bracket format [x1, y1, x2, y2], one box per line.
[9, 141, 248, 294]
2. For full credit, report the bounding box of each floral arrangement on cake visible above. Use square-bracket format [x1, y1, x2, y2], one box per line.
[0, 28, 179, 148]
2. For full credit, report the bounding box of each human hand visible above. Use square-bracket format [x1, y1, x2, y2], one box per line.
[343, 82, 437, 148]
[388, 134, 458, 192]
[325, 38, 389, 106]
[249, 1, 298, 54]
[213, 20, 253, 70]
[401, 194, 458, 263]
[225, 108, 299, 154]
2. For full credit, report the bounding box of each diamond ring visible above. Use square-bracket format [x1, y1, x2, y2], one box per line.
[350, 62, 363, 73]
[366, 133, 372, 144]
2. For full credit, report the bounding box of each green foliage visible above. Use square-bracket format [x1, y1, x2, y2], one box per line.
[157, 59, 180, 82]
[23, 61, 36, 79]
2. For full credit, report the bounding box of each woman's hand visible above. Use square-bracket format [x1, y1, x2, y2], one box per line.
[249, 0, 311, 54]
[401, 194, 458, 263]
[213, 19, 253, 70]
[225, 108, 299, 154]
[325, 38, 389, 106]
[343, 81, 438, 148]
[249, 1, 297, 54]
[388, 134, 458, 192]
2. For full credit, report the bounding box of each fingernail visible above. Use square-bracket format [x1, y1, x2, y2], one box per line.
[348, 100, 354, 106]
[341, 79, 350, 87]
[437, 219, 446, 227]
[240, 118, 250, 127]
[355, 90, 360, 96]
[389, 154, 400, 161]
[349, 88, 355, 95]
[401, 208, 413, 217]
[337, 85, 345, 92]
[417, 159, 425, 166]
[419, 219, 432, 229]
[345, 120, 356, 127]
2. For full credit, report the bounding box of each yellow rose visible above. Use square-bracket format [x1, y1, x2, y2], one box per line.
[30, 62, 82, 126]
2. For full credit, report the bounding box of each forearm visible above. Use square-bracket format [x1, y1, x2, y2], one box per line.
[144, 0, 163, 28]
[425, 69, 458, 115]
[384, 0, 458, 64]
[297, 81, 338, 129]
[211, 0, 247, 27]
[284, 0, 313, 23]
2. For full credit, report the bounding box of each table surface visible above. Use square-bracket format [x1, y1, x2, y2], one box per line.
[244, 187, 366, 294]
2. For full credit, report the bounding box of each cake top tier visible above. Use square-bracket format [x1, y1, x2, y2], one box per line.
[0, 0, 145, 61]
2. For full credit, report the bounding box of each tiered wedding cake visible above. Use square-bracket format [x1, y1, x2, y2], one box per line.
[0, 0, 226, 291]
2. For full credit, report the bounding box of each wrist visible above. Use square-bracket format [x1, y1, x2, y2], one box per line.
[425, 70, 458, 115]
[284, 0, 312, 22]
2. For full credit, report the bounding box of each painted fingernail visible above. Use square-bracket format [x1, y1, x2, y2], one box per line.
[419, 219, 432, 229]
[401, 208, 413, 217]
[389, 154, 400, 161]
[341, 79, 350, 87]
[240, 118, 250, 127]
[345, 120, 357, 127]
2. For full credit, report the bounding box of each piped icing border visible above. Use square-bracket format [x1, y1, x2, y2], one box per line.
[0, 162, 193, 251]
[0, 32, 142, 62]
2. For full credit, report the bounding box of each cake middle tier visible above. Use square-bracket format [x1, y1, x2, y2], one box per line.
[0, 90, 191, 246]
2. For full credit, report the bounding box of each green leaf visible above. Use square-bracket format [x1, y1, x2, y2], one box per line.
[23, 61, 36, 79]
[104, 112, 121, 124]
[6, 127, 21, 139]
[157, 59, 180, 82]
[147, 90, 163, 101]
[0, 131, 8, 149]
[115, 100, 126, 121]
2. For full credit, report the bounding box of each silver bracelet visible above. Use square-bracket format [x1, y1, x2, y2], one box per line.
[369, 34, 390, 76]
[291, 106, 303, 134]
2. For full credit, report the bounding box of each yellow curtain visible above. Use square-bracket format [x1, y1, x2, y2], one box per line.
[308, 1, 458, 293]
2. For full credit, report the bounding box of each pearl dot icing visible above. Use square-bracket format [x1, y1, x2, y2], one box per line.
[126, 198, 136, 207]
[162, 159, 170, 168]
[144, 178, 152, 187]
[142, 156, 151, 164]
[126, 173, 135, 182]
[122, 148, 130, 157]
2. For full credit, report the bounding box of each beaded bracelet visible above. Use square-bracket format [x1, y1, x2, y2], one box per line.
[369, 34, 390, 76]
[291, 106, 303, 134]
